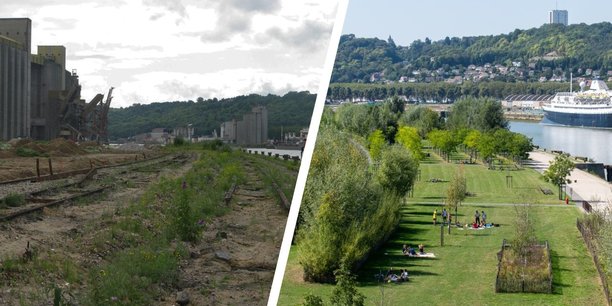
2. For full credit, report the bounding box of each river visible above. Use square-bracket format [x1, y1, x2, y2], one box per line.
[509, 120, 612, 165]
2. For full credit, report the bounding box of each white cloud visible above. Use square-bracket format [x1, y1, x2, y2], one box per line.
[4, 0, 339, 106]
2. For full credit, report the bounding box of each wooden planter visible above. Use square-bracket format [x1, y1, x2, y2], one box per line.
[495, 239, 553, 294]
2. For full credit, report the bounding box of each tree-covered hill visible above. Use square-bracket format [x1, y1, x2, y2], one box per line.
[333, 22, 612, 83]
[108, 91, 315, 140]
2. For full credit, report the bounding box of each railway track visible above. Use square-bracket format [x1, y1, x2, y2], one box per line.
[0, 153, 193, 222]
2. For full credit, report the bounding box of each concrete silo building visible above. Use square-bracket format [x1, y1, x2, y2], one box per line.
[220, 106, 268, 145]
[0, 18, 31, 140]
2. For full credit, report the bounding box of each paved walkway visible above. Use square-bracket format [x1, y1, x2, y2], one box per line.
[526, 151, 612, 212]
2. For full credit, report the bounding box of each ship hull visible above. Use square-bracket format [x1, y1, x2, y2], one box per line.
[543, 109, 612, 128]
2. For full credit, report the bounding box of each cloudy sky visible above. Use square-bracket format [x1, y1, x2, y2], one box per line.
[2, 0, 339, 108]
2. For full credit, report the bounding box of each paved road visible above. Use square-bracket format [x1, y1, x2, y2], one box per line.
[527, 151, 612, 212]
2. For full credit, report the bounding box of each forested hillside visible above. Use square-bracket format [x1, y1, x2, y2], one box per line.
[108, 91, 315, 140]
[332, 22, 612, 83]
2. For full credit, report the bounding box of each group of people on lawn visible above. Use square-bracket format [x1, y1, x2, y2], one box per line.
[384, 268, 410, 283]
[432, 208, 451, 225]
[402, 243, 425, 256]
[433, 208, 493, 228]
[472, 210, 488, 228]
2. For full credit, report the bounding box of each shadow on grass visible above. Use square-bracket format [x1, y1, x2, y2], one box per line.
[550, 249, 568, 295]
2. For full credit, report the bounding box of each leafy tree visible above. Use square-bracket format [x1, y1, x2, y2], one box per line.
[335, 103, 375, 136]
[427, 129, 457, 162]
[447, 97, 507, 131]
[368, 130, 386, 160]
[463, 129, 481, 162]
[509, 133, 533, 164]
[388, 96, 405, 115]
[376, 144, 419, 196]
[543, 154, 574, 199]
[399, 106, 442, 138]
[477, 132, 497, 166]
[395, 126, 423, 160]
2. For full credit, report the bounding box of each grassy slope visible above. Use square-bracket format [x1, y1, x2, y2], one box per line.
[279, 152, 605, 305]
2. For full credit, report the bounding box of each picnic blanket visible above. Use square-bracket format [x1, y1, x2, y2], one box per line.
[409, 252, 436, 258]
[458, 224, 495, 230]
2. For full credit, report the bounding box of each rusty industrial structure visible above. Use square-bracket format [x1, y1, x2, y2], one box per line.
[0, 18, 113, 143]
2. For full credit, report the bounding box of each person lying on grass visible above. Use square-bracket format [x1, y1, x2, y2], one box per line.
[403, 244, 417, 256]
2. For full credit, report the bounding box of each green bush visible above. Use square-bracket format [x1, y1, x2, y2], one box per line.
[15, 147, 44, 157]
[301, 294, 324, 306]
[173, 137, 186, 146]
[3, 193, 25, 207]
[201, 139, 228, 151]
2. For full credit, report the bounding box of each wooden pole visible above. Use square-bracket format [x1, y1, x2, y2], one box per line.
[36, 158, 40, 177]
[48, 158, 53, 176]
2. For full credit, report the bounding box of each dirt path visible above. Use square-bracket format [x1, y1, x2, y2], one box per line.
[157, 160, 287, 306]
[0, 154, 195, 305]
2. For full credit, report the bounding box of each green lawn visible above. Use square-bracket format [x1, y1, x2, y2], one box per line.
[414, 151, 562, 205]
[279, 155, 605, 305]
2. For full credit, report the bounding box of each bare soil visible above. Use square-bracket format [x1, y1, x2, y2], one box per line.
[0, 154, 289, 305]
[155, 161, 287, 306]
[0, 153, 151, 181]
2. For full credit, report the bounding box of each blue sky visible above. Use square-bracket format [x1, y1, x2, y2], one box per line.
[343, 0, 612, 46]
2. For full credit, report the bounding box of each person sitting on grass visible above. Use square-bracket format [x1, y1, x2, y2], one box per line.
[385, 269, 400, 283]
[402, 244, 409, 255]
[418, 244, 425, 254]
[400, 269, 409, 282]
[405, 245, 417, 256]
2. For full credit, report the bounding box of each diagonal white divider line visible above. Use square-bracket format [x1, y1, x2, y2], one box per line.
[267, 1, 350, 304]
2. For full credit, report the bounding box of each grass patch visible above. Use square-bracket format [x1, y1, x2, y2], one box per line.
[412, 151, 560, 205]
[15, 147, 46, 157]
[280, 158, 604, 305]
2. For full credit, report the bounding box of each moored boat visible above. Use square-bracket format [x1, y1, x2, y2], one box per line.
[542, 80, 612, 128]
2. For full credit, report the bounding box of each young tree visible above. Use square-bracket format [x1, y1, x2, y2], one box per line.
[446, 166, 467, 225]
[543, 154, 574, 200]
[329, 268, 366, 306]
